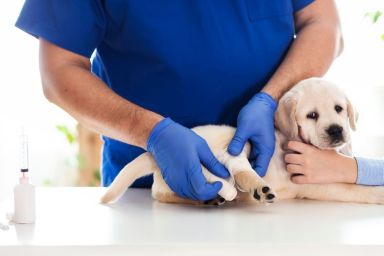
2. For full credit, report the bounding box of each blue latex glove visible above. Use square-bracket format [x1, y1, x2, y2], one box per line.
[147, 118, 230, 201]
[228, 92, 277, 177]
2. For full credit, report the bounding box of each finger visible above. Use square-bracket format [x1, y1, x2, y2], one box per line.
[248, 144, 258, 163]
[249, 147, 262, 177]
[284, 153, 303, 165]
[286, 163, 304, 174]
[199, 144, 230, 178]
[291, 174, 308, 184]
[228, 128, 248, 156]
[250, 145, 274, 177]
[189, 168, 222, 201]
[286, 141, 311, 153]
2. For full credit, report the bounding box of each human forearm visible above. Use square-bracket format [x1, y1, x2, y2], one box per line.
[263, 0, 343, 100]
[40, 39, 163, 149]
[336, 155, 358, 184]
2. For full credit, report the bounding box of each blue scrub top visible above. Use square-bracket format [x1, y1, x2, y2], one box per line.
[16, 0, 314, 187]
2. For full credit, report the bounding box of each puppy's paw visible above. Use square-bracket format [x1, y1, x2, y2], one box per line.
[253, 185, 276, 204]
[234, 171, 277, 204]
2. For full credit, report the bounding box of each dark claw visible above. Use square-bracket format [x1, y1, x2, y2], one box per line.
[266, 194, 275, 200]
[253, 190, 261, 200]
[204, 196, 226, 206]
[262, 186, 270, 193]
[217, 197, 226, 206]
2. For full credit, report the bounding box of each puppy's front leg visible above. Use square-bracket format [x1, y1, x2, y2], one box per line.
[295, 183, 384, 204]
[216, 149, 277, 203]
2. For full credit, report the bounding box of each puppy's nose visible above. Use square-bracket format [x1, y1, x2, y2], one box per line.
[326, 125, 343, 140]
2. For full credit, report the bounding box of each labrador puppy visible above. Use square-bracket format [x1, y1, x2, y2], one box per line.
[101, 78, 384, 205]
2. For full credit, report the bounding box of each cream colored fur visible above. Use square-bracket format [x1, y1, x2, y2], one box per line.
[101, 78, 384, 205]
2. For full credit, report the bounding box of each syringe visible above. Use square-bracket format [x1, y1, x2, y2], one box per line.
[19, 128, 29, 178]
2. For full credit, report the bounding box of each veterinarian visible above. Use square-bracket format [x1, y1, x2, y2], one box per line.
[284, 141, 384, 185]
[16, 0, 343, 201]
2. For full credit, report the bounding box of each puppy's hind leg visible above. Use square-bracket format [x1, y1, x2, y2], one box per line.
[151, 171, 207, 205]
[201, 167, 238, 202]
[152, 168, 237, 205]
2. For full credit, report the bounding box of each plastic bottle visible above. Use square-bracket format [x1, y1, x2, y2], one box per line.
[13, 175, 35, 224]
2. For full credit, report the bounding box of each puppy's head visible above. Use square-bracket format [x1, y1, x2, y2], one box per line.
[275, 78, 358, 149]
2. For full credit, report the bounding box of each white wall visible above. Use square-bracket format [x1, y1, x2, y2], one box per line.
[324, 0, 384, 157]
[0, 1, 78, 201]
[0, 0, 383, 201]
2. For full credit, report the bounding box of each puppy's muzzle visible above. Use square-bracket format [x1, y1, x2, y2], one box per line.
[326, 124, 344, 144]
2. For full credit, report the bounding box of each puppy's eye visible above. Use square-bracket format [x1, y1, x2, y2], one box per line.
[335, 105, 343, 113]
[306, 111, 319, 120]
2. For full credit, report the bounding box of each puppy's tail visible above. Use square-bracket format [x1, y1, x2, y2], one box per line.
[100, 152, 156, 204]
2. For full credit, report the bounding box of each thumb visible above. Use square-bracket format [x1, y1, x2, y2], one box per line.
[251, 148, 274, 177]
[228, 128, 248, 156]
[196, 181, 223, 201]
[199, 144, 230, 178]
[189, 167, 223, 201]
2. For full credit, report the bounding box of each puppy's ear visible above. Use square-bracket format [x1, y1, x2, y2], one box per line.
[275, 91, 300, 139]
[346, 96, 358, 131]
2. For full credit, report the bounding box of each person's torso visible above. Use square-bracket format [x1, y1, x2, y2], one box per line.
[94, 0, 296, 186]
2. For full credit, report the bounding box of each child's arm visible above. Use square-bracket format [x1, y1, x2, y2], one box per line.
[283, 141, 384, 185]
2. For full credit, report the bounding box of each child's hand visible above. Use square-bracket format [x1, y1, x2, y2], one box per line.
[284, 141, 358, 184]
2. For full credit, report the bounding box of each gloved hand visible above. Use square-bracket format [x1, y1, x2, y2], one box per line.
[228, 92, 277, 177]
[147, 118, 230, 201]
